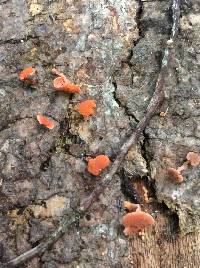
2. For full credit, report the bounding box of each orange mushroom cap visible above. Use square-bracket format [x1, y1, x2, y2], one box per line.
[37, 115, 55, 129]
[19, 67, 36, 84]
[53, 77, 81, 93]
[52, 68, 81, 94]
[122, 211, 155, 235]
[87, 155, 110, 176]
[77, 100, 96, 117]
[186, 152, 200, 167]
[168, 168, 183, 183]
[94, 155, 110, 169]
[53, 76, 67, 90]
[87, 158, 99, 176]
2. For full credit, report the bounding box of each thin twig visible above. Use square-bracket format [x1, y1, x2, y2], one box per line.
[0, 1, 180, 267]
[1, 213, 80, 268]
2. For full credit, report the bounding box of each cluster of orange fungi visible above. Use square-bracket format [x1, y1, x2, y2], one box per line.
[168, 152, 200, 183]
[19, 67, 199, 237]
[19, 67, 108, 177]
[122, 201, 155, 235]
[20, 67, 154, 236]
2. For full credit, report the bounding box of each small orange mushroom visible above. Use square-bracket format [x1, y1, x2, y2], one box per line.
[159, 107, 169, 117]
[37, 115, 55, 129]
[19, 67, 36, 84]
[77, 100, 96, 117]
[52, 68, 81, 94]
[94, 155, 110, 169]
[87, 155, 110, 176]
[123, 201, 141, 212]
[168, 168, 183, 183]
[177, 161, 188, 173]
[123, 211, 155, 235]
[186, 152, 200, 167]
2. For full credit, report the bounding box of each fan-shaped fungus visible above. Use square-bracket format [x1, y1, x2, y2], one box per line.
[52, 68, 81, 93]
[19, 67, 36, 84]
[87, 155, 110, 176]
[186, 152, 200, 167]
[77, 100, 96, 117]
[122, 211, 155, 235]
[37, 115, 55, 129]
[168, 168, 183, 183]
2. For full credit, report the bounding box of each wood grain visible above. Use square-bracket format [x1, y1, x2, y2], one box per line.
[130, 211, 200, 268]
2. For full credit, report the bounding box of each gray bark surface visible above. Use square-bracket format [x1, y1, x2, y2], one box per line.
[0, 0, 199, 267]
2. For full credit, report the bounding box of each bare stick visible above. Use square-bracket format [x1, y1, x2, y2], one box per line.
[1, 213, 80, 268]
[0, 1, 180, 267]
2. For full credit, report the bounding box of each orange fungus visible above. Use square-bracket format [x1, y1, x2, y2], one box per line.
[168, 168, 183, 183]
[37, 115, 55, 129]
[123, 211, 155, 236]
[19, 67, 36, 84]
[52, 68, 81, 94]
[87, 155, 110, 176]
[77, 100, 96, 117]
[186, 152, 200, 167]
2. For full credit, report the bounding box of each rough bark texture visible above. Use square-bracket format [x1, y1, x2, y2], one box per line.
[0, 0, 200, 267]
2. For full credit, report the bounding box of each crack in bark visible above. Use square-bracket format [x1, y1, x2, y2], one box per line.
[0, 35, 38, 46]
[140, 131, 151, 175]
[135, 0, 144, 45]
[112, 81, 140, 123]
[111, 0, 144, 123]
[0, 117, 35, 132]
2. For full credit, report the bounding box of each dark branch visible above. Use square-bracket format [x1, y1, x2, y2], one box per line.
[1, 213, 80, 268]
[0, 0, 180, 267]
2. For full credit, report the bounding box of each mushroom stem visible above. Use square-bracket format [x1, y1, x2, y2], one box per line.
[177, 161, 189, 173]
[51, 68, 65, 78]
